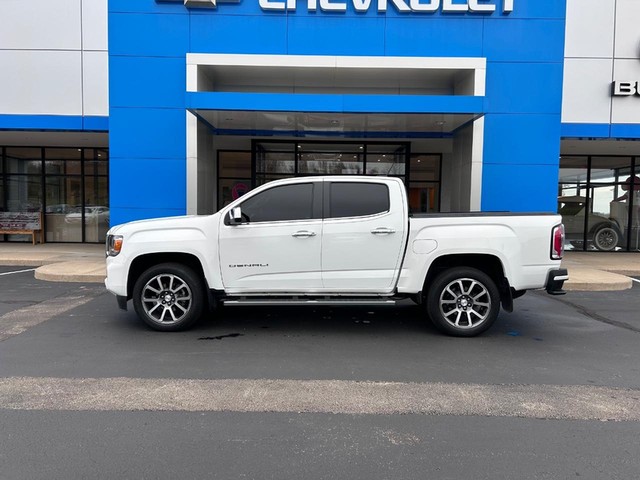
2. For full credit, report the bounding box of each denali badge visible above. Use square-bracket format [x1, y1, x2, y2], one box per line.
[229, 263, 269, 268]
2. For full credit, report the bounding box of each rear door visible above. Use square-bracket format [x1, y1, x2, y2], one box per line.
[321, 178, 407, 292]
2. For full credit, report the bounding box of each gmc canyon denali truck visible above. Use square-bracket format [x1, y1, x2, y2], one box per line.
[105, 176, 568, 337]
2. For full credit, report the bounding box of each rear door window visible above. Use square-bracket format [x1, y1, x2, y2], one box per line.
[327, 182, 390, 219]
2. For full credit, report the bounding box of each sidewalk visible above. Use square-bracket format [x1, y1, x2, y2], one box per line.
[0, 243, 106, 283]
[0, 243, 638, 291]
[560, 252, 638, 291]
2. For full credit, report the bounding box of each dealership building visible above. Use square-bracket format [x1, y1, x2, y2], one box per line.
[0, 0, 638, 250]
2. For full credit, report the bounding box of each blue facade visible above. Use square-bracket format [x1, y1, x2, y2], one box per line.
[108, 0, 567, 225]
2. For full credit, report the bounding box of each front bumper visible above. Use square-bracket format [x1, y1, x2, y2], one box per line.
[105, 255, 128, 297]
[546, 268, 568, 295]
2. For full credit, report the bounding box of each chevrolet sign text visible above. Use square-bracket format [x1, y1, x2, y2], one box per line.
[259, 0, 514, 13]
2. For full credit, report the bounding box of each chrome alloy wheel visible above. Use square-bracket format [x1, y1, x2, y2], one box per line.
[141, 273, 193, 325]
[438, 277, 491, 329]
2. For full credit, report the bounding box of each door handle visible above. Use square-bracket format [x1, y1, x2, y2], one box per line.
[371, 227, 396, 235]
[292, 230, 317, 238]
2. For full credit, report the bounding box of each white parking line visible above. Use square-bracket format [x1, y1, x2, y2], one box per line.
[0, 268, 36, 276]
[631, 278, 640, 284]
[0, 289, 103, 341]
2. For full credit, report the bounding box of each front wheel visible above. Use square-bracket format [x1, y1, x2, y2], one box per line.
[132, 263, 206, 332]
[426, 267, 500, 337]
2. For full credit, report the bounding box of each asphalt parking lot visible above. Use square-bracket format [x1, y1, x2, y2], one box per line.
[1, 268, 639, 479]
[2, 280, 639, 388]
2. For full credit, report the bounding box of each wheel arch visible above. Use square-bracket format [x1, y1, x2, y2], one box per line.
[422, 253, 512, 311]
[127, 252, 207, 299]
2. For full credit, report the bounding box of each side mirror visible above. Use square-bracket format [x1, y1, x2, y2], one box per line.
[229, 207, 243, 225]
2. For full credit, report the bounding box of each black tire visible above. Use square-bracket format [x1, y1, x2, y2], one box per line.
[592, 226, 619, 251]
[426, 267, 500, 337]
[132, 263, 206, 332]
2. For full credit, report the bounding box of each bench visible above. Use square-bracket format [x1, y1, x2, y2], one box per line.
[0, 212, 45, 245]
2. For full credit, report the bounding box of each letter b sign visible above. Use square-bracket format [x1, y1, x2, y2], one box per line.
[612, 81, 640, 96]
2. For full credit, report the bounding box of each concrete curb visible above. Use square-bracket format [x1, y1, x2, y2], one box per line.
[563, 267, 633, 292]
[34, 261, 106, 284]
[0, 258, 63, 267]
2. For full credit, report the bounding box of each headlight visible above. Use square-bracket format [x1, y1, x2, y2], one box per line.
[106, 234, 123, 257]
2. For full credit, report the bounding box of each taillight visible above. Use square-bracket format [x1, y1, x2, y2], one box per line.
[551, 224, 565, 260]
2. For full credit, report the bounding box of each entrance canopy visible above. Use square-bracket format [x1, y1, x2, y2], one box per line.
[186, 54, 486, 138]
[189, 109, 480, 138]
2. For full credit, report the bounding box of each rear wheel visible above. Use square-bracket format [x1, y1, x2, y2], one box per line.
[426, 267, 500, 337]
[132, 263, 205, 331]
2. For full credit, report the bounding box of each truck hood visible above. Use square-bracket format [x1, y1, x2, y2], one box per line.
[108, 215, 215, 236]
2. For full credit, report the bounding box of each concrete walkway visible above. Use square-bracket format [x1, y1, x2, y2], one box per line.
[0, 243, 105, 283]
[561, 252, 639, 291]
[0, 243, 638, 291]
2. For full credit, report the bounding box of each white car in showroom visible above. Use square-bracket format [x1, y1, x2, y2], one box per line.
[65, 206, 110, 224]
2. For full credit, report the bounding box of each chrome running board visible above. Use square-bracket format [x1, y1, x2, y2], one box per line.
[222, 297, 398, 307]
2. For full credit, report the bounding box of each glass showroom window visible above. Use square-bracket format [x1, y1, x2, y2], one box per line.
[44, 148, 82, 242]
[218, 151, 252, 208]
[408, 154, 441, 214]
[558, 156, 638, 252]
[557, 156, 589, 251]
[0, 147, 109, 243]
[4, 147, 43, 214]
[82, 149, 109, 243]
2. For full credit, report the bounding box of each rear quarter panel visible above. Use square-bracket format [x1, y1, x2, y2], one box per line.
[397, 214, 562, 293]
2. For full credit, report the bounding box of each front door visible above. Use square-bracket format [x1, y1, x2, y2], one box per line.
[218, 181, 323, 293]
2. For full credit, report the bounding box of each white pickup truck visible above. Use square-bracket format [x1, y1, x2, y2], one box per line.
[105, 176, 567, 337]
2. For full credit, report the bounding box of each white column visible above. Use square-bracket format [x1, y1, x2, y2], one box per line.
[469, 117, 484, 211]
[186, 111, 199, 215]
